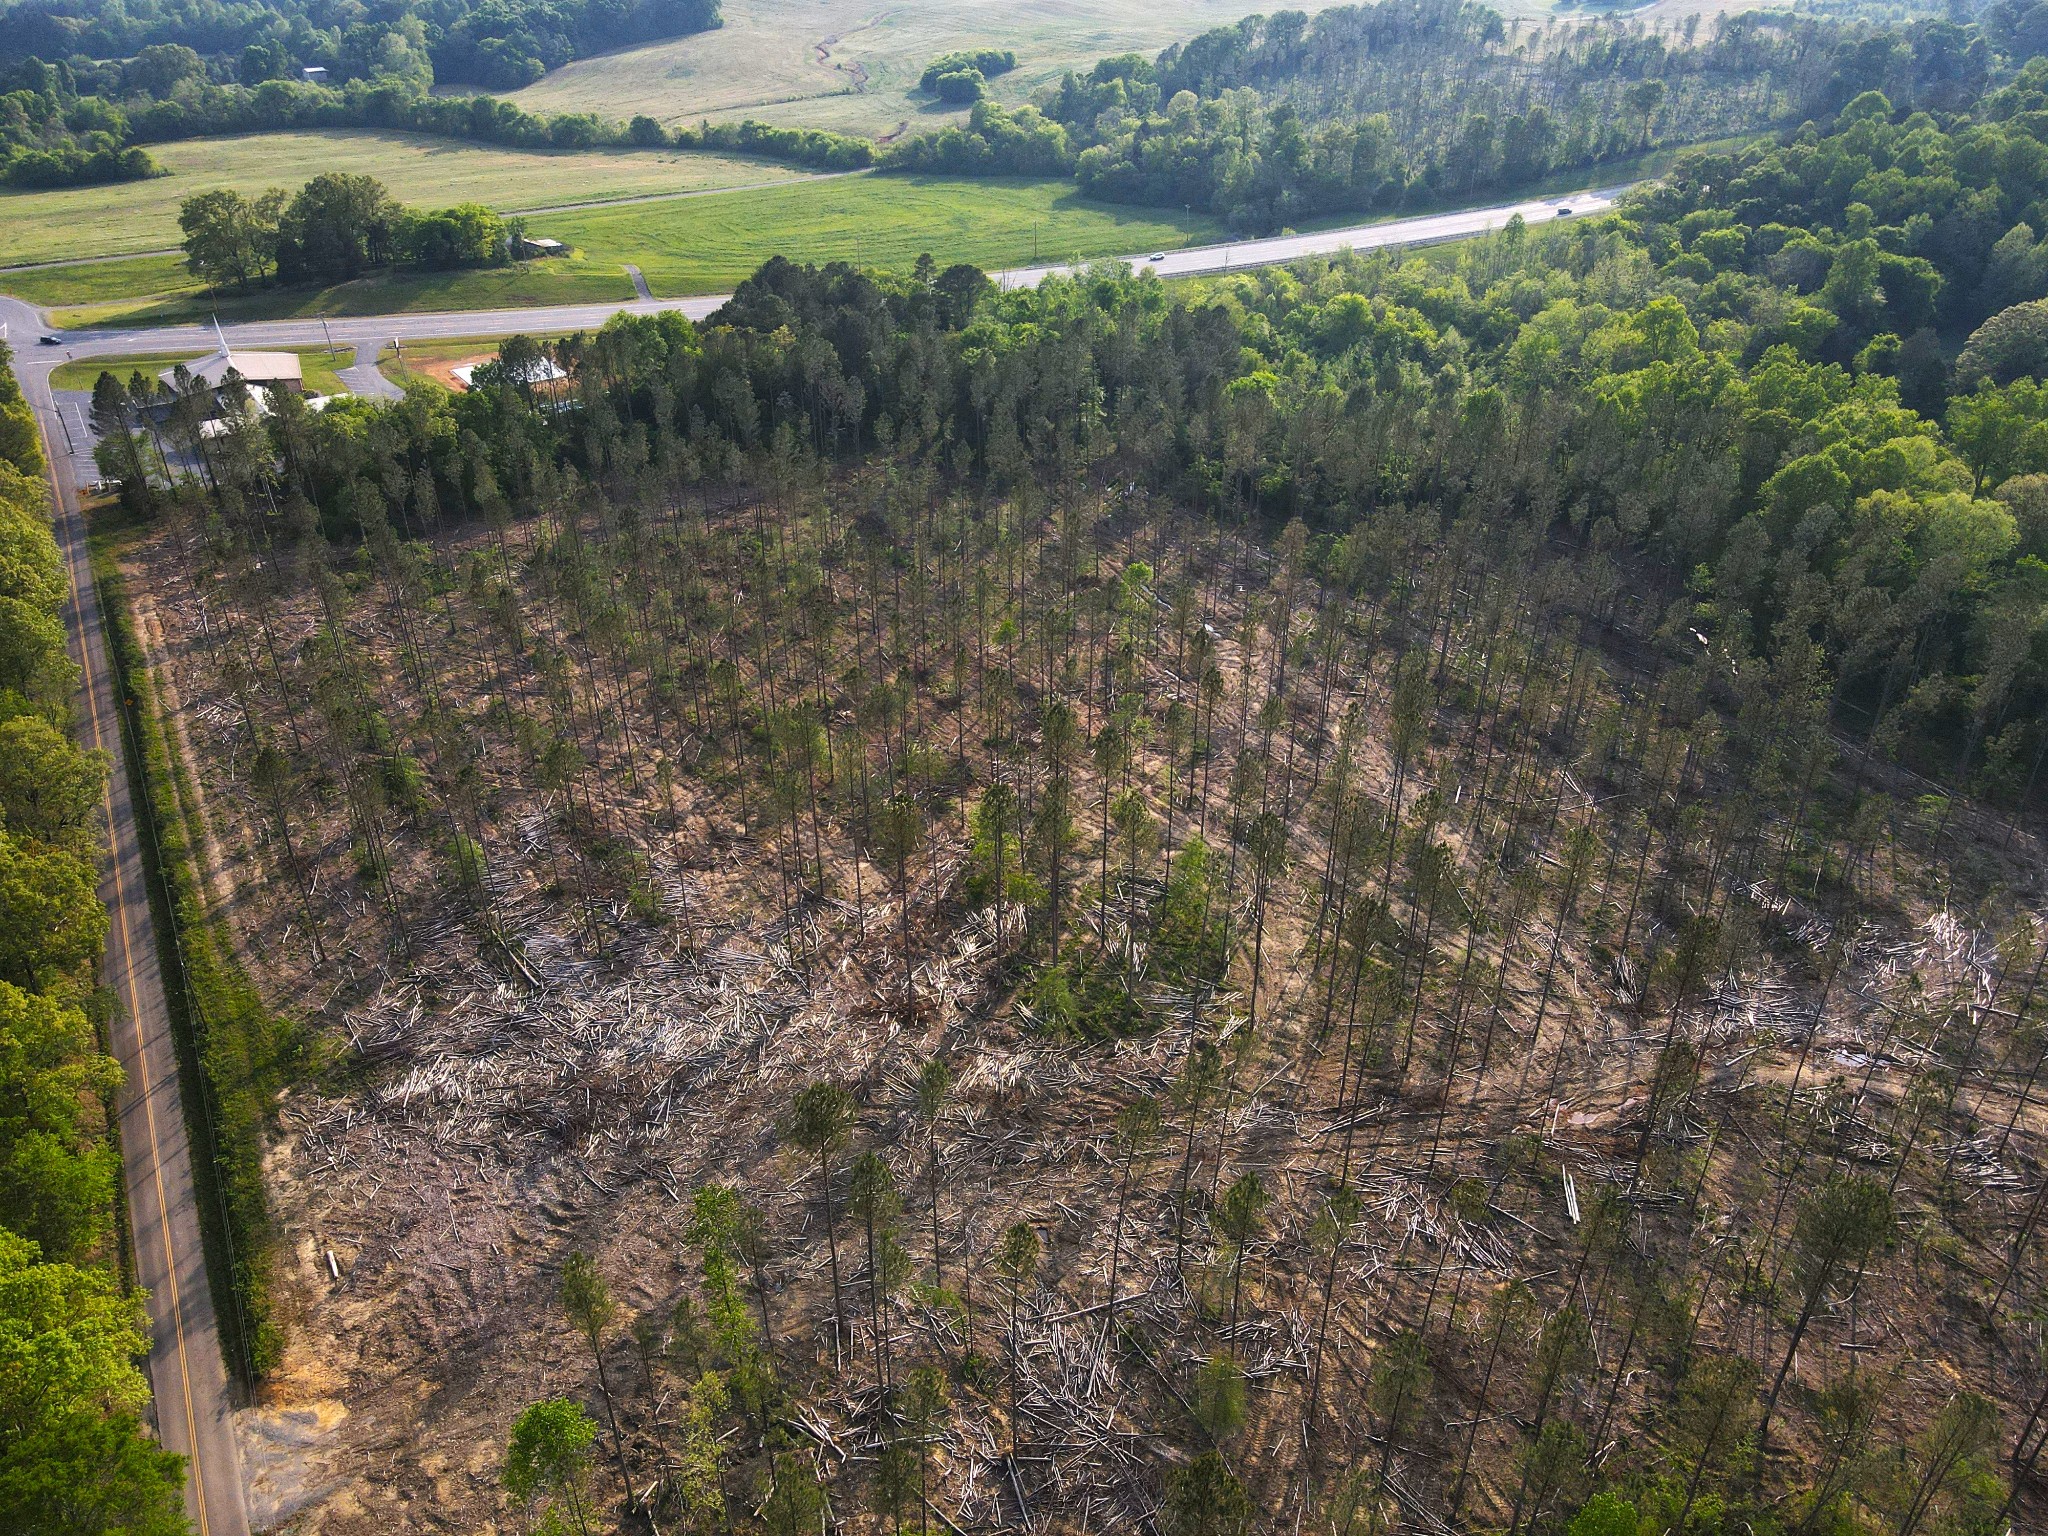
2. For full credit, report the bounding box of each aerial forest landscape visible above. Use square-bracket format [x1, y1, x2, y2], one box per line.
[6, 0, 2048, 1533]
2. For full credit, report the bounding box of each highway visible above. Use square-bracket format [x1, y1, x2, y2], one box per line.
[0, 182, 1617, 1536]
[996, 187, 1622, 287]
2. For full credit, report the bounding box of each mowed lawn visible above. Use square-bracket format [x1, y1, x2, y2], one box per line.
[507, 0, 1365, 139]
[553, 174, 1220, 293]
[4, 254, 200, 310]
[51, 347, 351, 394]
[0, 130, 815, 266]
[9, 175, 1217, 326]
[29, 254, 634, 328]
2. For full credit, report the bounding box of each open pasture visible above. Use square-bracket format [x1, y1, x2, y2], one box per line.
[548, 172, 1220, 292]
[504, 0, 1372, 139]
[14, 173, 1214, 326]
[0, 130, 812, 267]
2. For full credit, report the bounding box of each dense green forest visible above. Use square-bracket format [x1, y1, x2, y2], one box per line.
[1, 51, 171, 187]
[81, 57, 2048, 1536]
[0, 0, 722, 90]
[0, 345, 186, 1535]
[889, 0, 2046, 233]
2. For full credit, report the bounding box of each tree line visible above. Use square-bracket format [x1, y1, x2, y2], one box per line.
[0, 45, 873, 197]
[0, 343, 187, 1536]
[84, 62, 2048, 1536]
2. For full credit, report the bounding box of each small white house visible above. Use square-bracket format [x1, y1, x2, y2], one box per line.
[300, 65, 329, 84]
[514, 235, 567, 259]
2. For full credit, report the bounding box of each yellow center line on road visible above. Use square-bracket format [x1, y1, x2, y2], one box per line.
[46, 420, 214, 1536]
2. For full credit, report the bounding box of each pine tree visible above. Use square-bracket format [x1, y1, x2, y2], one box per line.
[788, 1080, 856, 1358]
[995, 1222, 1040, 1463]
[558, 1252, 633, 1509]
[1757, 1176, 1894, 1454]
[914, 1057, 951, 1292]
[849, 1150, 902, 1393]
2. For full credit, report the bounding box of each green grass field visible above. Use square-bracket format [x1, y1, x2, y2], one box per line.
[4, 253, 200, 309]
[34, 253, 634, 329]
[0, 130, 814, 266]
[14, 174, 1213, 326]
[5, 129, 1715, 333]
[505, 0, 1369, 139]
[52, 347, 351, 394]
[552, 173, 1218, 292]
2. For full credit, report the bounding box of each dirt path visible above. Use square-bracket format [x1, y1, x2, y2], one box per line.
[813, 21, 877, 93]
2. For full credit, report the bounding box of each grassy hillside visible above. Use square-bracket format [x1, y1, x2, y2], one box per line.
[0, 130, 814, 267]
[503, 0, 1364, 138]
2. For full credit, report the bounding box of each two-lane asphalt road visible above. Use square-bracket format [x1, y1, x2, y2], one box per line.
[0, 182, 1618, 1536]
[998, 187, 1622, 287]
[10, 336, 252, 1536]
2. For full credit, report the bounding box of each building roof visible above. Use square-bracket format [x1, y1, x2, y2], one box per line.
[196, 392, 341, 436]
[450, 357, 567, 389]
[162, 348, 303, 392]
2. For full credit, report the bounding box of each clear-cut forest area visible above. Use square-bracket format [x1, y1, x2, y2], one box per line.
[41, 28, 2048, 1536]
